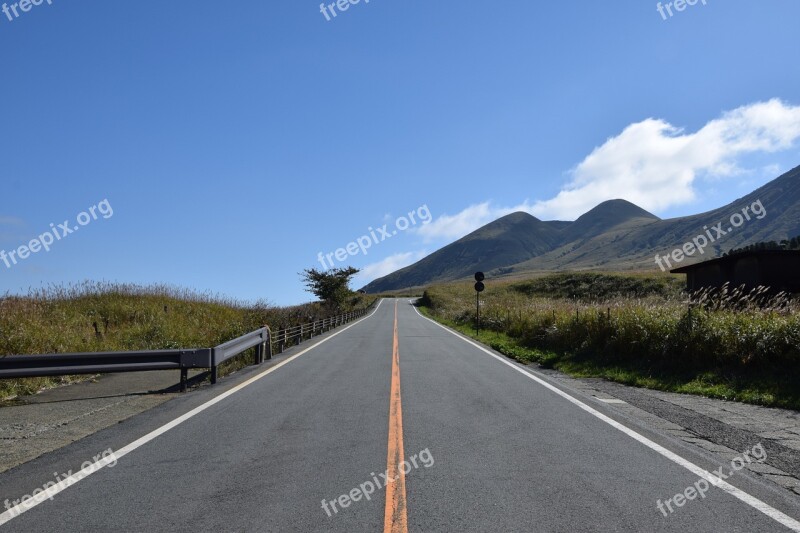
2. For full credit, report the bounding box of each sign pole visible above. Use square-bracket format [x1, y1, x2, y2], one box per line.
[476, 290, 480, 335]
[474, 272, 485, 336]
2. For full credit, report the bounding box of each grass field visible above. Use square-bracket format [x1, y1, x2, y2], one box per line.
[419, 272, 800, 410]
[0, 282, 375, 399]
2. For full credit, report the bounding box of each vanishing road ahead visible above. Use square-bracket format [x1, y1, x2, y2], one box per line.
[2, 299, 800, 532]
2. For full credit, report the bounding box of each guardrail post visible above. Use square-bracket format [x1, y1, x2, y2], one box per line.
[278, 327, 285, 353]
[2, 328, 282, 391]
[300, 323, 304, 342]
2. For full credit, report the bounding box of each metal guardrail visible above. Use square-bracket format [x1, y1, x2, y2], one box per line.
[270, 308, 370, 354]
[210, 327, 271, 385]
[0, 350, 212, 379]
[0, 305, 374, 392]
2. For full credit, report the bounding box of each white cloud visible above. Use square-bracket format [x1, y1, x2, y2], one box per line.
[0, 216, 28, 244]
[415, 201, 538, 242]
[353, 250, 428, 286]
[532, 98, 800, 219]
[762, 163, 782, 177]
[0, 216, 25, 226]
[415, 99, 800, 245]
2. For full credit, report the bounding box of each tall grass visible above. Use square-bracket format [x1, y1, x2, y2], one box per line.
[0, 282, 375, 398]
[420, 273, 800, 409]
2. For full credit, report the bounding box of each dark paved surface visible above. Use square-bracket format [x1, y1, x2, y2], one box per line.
[577, 378, 800, 479]
[0, 368, 205, 473]
[1, 299, 799, 532]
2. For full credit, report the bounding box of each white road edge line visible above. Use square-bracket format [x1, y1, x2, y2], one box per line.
[0, 299, 385, 527]
[411, 304, 800, 532]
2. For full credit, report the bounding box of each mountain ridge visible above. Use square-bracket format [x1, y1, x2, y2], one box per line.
[363, 165, 800, 293]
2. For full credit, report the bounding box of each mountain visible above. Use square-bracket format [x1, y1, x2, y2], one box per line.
[559, 200, 660, 243]
[512, 165, 800, 272]
[363, 165, 800, 292]
[362, 212, 561, 293]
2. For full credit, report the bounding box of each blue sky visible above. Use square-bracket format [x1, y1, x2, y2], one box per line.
[1, 0, 799, 305]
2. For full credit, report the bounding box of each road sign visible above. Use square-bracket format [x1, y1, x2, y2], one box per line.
[474, 273, 486, 334]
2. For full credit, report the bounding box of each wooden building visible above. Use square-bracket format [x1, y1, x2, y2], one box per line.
[671, 250, 800, 293]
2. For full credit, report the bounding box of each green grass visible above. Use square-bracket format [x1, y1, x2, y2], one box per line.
[510, 272, 685, 301]
[0, 282, 376, 399]
[418, 273, 800, 411]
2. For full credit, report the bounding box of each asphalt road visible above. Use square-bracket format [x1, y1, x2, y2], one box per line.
[1, 299, 800, 532]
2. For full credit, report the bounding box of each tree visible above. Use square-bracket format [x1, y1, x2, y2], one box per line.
[300, 267, 360, 311]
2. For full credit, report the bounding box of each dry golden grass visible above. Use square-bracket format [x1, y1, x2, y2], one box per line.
[420, 273, 800, 409]
[0, 282, 375, 398]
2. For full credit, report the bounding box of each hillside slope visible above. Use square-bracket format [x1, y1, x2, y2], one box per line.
[512, 165, 800, 273]
[364, 165, 800, 291]
[363, 212, 559, 292]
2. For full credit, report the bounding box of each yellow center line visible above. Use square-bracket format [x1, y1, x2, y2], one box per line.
[384, 300, 408, 533]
